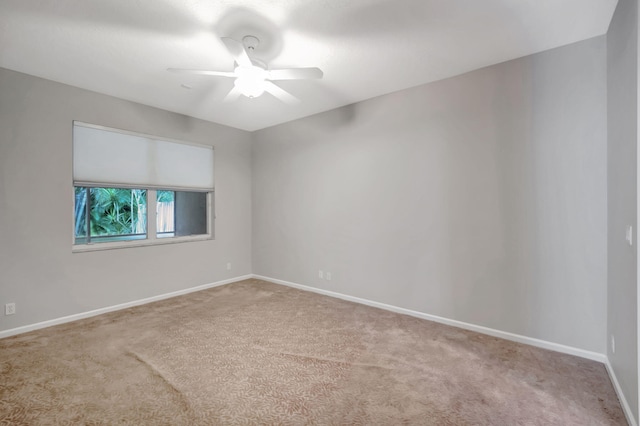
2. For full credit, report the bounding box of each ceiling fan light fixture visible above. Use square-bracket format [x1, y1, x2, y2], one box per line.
[234, 64, 267, 81]
[234, 76, 265, 98]
[233, 64, 268, 98]
[169, 36, 322, 103]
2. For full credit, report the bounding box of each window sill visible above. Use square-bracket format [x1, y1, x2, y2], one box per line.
[72, 234, 212, 253]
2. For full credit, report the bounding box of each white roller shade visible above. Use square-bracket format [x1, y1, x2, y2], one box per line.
[73, 123, 214, 191]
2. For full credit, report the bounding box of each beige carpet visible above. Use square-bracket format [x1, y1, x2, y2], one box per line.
[0, 279, 627, 425]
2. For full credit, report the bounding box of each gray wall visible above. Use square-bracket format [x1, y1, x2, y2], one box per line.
[252, 36, 608, 354]
[608, 0, 639, 420]
[0, 67, 252, 332]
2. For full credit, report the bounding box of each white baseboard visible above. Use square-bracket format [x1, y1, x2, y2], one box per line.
[254, 275, 640, 423]
[0, 274, 252, 340]
[252, 274, 607, 363]
[606, 360, 639, 426]
[3, 273, 635, 425]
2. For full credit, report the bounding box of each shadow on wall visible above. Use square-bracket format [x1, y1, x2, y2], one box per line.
[453, 60, 537, 334]
[302, 103, 359, 131]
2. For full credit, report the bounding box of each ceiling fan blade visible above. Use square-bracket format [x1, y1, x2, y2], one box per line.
[268, 67, 323, 81]
[221, 37, 252, 68]
[167, 68, 236, 77]
[263, 81, 300, 104]
[223, 85, 243, 102]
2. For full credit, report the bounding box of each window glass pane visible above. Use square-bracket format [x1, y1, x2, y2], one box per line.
[74, 187, 88, 240]
[157, 190, 207, 238]
[74, 187, 147, 244]
[157, 190, 175, 238]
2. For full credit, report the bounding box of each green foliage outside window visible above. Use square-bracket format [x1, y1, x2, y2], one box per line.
[74, 187, 147, 240]
[157, 190, 174, 203]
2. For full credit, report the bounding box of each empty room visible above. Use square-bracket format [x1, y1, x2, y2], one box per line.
[0, 0, 638, 424]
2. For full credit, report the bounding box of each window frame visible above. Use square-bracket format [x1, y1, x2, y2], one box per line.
[72, 188, 213, 252]
[71, 122, 214, 253]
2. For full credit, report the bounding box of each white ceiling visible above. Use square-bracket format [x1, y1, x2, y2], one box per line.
[0, 0, 618, 132]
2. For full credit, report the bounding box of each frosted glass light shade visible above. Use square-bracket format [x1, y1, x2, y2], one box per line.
[233, 65, 268, 98]
[234, 77, 265, 98]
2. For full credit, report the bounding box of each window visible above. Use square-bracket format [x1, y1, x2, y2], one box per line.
[74, 187, 147, 244]
[155, 190, 208, 239]
[72, 122, 214, 251]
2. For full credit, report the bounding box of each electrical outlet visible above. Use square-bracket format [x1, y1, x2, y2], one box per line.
[318, 270, 324, 279]
[226, 262, 232, 271]
[611, 335, 616, 354]
[326, 272, 332, 281]
[5, 303, 15, 316]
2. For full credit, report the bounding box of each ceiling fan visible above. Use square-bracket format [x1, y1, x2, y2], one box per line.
[168, 35, 323, 104]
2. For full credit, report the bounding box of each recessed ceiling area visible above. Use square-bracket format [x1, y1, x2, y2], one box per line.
[0, 0, 618, 131]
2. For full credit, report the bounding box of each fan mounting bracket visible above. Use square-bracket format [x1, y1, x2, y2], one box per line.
[242, 35, 260, 51]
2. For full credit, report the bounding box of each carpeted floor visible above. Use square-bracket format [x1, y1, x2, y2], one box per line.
[0, 279, 627, 425]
